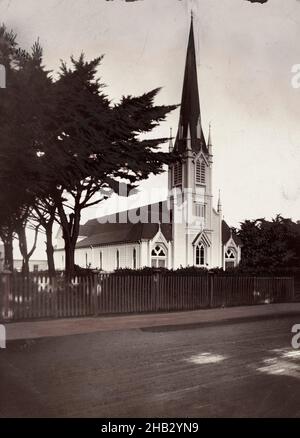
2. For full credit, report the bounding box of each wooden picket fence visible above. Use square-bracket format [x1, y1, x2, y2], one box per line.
[0, 272, 295, 322]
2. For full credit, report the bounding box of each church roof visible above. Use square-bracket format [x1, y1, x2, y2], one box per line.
[77, 203, 241, 249]
[76, 201, 172, 248]
[222, 220, 242, 246]
[174, 17, 208, 155]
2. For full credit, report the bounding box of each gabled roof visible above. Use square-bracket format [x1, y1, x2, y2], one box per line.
[76, 201, 172, 248]
[222, 220, 242, 247]
[174, 17, 208, 155]
[76, 205, 241, 250]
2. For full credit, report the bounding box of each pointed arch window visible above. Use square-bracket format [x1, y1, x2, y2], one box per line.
[173, 162, 182, 187]
[151, 245, 167, 268]
[196, 159, 206, 185]
[195, 242, 206, 266]
[225, 247, 237, 270]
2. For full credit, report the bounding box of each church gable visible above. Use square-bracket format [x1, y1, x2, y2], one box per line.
[192, 231, 211, 247]
[151, 225, 169, 247]
[222, 220, 241, 248]
[194, 150, 209, 165]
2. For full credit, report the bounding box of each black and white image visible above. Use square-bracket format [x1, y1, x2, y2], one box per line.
[0, 0, 300, 422]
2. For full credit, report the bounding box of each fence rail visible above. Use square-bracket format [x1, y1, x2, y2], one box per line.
[0, 272, 295, 322]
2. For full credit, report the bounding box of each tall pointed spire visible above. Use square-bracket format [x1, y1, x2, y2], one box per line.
[174, 15, 207, 154]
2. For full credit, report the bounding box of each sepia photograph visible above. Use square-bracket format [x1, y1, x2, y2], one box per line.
[0, 0, 300, 429]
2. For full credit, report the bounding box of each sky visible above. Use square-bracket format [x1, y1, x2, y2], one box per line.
[1, 0, 300, 257]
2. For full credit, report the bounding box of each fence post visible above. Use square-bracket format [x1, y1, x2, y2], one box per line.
[52, 276, 58, 318]
[93, 273, 99, 317]
[291, 277, 295, 302]
[0, 270, 12, 321]
[153, 269, 161, 312]
[209, 273, 214, 308]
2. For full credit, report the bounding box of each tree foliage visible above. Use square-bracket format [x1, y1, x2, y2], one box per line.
[238, 215, 300, 272]
[0, 27, 177, 275]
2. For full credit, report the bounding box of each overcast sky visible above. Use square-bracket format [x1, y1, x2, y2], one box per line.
[1, 0, 300, 255]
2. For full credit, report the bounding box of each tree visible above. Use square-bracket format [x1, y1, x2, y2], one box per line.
[43, 55, 177, 276]
[0, 28, 54, 274]
[238, 215, 300, 272]
[0, 25, 18, 270]
[1, 31, 177, 277]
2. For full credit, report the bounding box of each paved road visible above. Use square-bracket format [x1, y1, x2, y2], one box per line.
[1, 315, 300, 418]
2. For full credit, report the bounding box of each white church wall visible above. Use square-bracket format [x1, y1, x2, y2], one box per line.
[211, 209, 222, 268]
[55, 243, 141, 272]
[54, 249, 65, 271]
[171, 190, 189, 269]
[140, 240, 150, 267]
[54, 227, 65, 250]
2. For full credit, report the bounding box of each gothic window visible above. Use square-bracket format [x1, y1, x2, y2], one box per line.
[225, 247, 236, 270]
[151, 245, 167, 268]
[195, 159, 206, 185]
[195, 242, 206, 266]
[133, 248, 137, 269]
[173, 162, 182, 187]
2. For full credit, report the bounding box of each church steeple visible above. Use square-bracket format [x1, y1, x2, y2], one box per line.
[208, 122, 212, 156]
[174, 15, 207, 154]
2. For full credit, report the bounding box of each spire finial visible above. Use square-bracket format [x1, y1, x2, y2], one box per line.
[217, 189, 222, 214]
[208, 122, 212, 140]
[169, 127, 174, 152]
[208, 122, 213, 155]
[191, 10, 193, 21]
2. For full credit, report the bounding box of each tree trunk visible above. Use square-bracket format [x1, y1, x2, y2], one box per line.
[65, 241, 76, 278]
[57, 197, 81, 278]
[17, 226, 30, 276]
[45, 222, 55, 276]
[3, 233, 13, 271]
[17, 224, 39, 276]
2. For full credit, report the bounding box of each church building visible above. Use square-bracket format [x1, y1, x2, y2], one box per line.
[54, 17, 241, 272]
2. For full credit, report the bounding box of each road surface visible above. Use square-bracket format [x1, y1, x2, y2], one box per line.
[0, 315, 300, 417]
